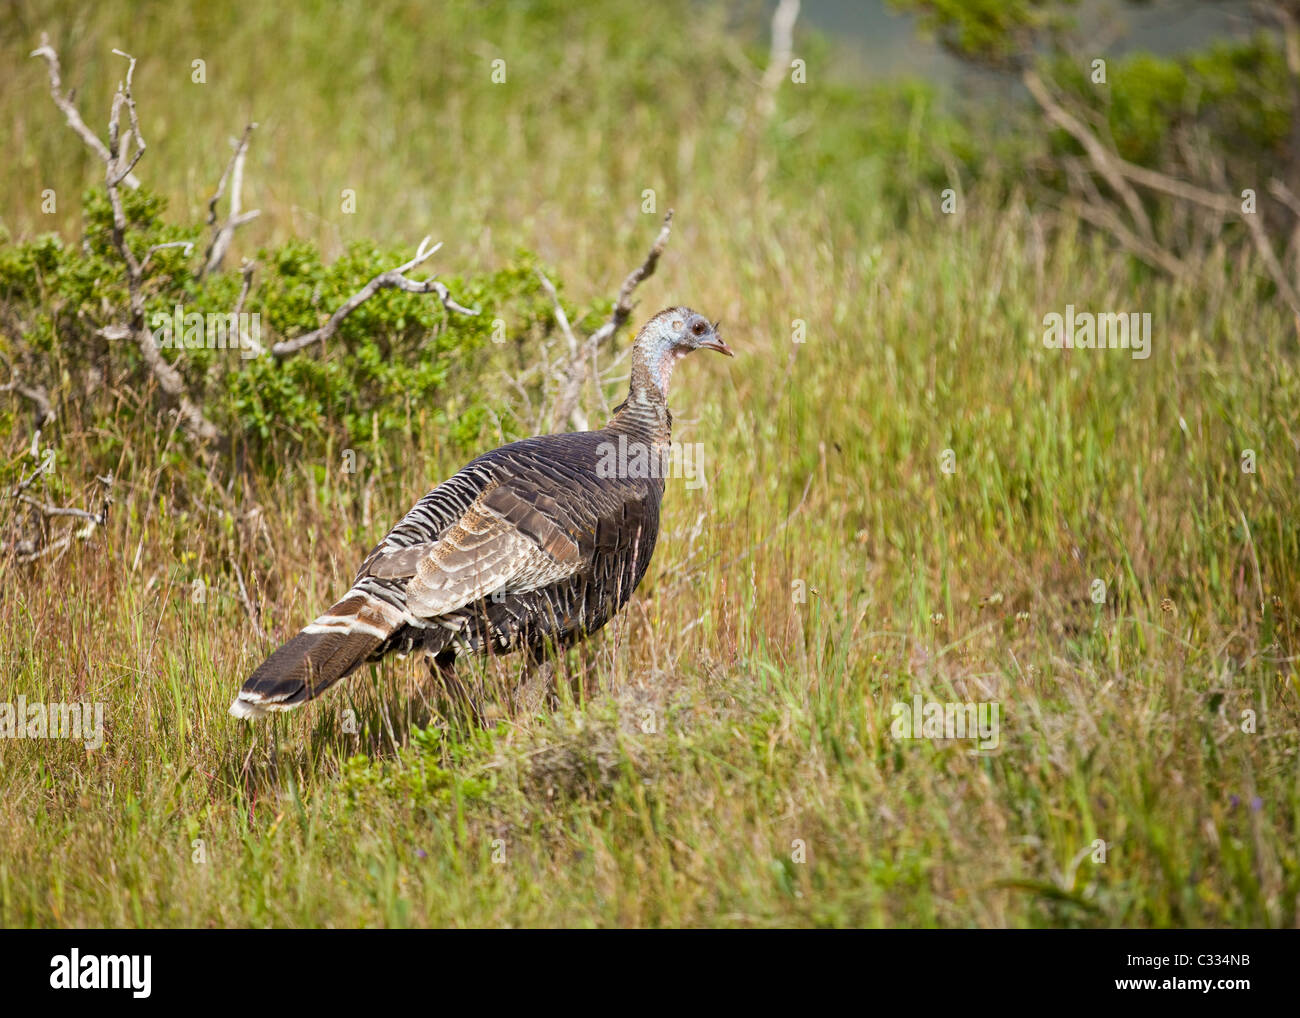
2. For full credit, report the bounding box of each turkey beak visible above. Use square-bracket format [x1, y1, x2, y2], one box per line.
[700, 328, 734, 357]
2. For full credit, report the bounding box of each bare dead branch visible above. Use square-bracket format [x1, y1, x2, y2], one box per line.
[552, 210, 674, 431]
[1268, 177, 1300, 219]
[270, 237, 478, 357]
[1109, 157, 1300, 308]
[1267, 177, 1300, 285]
[1027, 65, 1300, 311]
[2, 473, 113, 566]
[1073, 197, 1191, 280]
[590, 210, 674, 350]
[537, 270, 579, 357]
[107, 49, 145, 188]
[0, 357, 55, 428]
[15, 494, 105, 522]
[30, 40, 221, 446]
[140, 240, 195, 274]
[1110, 156, 1238, 214]
[201, 123, 261, 279]
[233, 259, 256, 318]
[30, 33, 140, 189]
[15, 435, 52, 494]
[1241, 205, 1300, 310]
[56, 47, 220, 448]
[132, 327, 224, 443]
[1064, 159, 1190, 279]
[1023, 67, 1155, 243]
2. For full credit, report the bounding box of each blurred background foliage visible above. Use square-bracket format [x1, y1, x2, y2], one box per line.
[2, 0, 1293, 490]
[2, 1, 1293, 494]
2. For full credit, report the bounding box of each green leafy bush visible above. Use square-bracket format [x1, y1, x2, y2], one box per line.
[0, 186, 566, 487]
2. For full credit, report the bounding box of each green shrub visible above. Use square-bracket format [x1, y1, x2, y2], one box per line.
[0, 186, 570, 487]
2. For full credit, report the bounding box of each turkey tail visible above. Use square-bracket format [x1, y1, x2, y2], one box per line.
[229, 590, 406, 719]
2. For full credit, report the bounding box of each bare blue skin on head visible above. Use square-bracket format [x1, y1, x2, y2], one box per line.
[630, 307, 732, 399]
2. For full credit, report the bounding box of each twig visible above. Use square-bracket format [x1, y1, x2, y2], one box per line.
[1026, 64, 1300, 311]
[1072, 200, 1190, 279]
[590, 210, 674, 350]
[1023, 67, 1155, 243]
[1063, 159, 1189, 279]
[1267, 178, 1300, 287]
[233, 260, 256, 318]
[1268, 177, 1300, 219]
[231, 260, 263, 356]
[270, 237, 478, 357]
[30, 33, 140, 189]
[15, 494, 104, 522]
[140, 240, 195, 274]
[0, 357, 55, 428]
[1113, 152, 1300, 309]
[96, 47, 222, 447]
[552, 210, 674, 431]
[537, 270, 579, 358]
[3, 473, 113, 566]
[201, 123, 260, 279]
[30, 39, 221, 447]
[107, 49, 145, 188]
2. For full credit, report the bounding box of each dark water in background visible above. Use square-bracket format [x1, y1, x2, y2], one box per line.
[792, 0, 1259, 82]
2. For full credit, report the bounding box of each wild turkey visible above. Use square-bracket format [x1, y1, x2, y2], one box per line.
[230, 306, 732, 719]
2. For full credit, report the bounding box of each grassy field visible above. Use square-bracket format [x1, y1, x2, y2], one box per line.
[1, 1, 1298, 928]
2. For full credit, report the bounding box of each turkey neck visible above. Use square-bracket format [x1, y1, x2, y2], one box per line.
[607, 337, 675, 446]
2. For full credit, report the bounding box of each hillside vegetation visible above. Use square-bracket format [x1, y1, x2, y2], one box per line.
[0, 0, 1296, 927]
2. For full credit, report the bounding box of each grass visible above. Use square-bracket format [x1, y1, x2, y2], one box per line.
[0, 0, 1297, 927]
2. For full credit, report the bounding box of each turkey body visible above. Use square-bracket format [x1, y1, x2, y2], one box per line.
[358, 428, 664, 662]
[230, 305, 730, 720]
